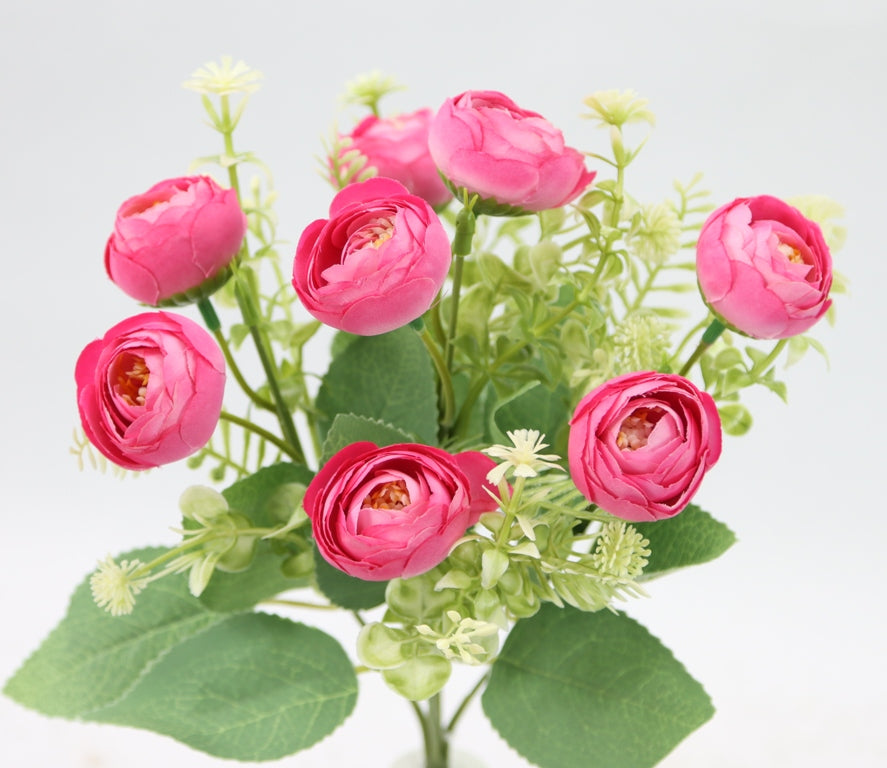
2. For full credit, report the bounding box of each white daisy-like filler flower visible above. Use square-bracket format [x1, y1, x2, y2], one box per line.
[182, 56, 263, 96]
[483, 429, 564, 485]
[90, 556, 150, 616]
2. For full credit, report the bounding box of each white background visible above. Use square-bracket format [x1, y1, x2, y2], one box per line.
[1, 1, 885, 766]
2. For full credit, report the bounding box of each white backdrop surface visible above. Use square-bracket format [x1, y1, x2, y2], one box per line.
[1, 1, 885, 766]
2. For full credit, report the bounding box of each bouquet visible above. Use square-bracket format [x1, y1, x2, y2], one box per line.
[3, 59, 843, 768]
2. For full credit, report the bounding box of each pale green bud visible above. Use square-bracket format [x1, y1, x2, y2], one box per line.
[382, 655, 452, 701]
[481, 548, 510, 590]
[473, 589, 508, 629]
[179, 485, 228, 524]
[357, 623, 412, 670]
[386, 576, 457, 623]
[280, 551, 314, 579]
[214, 513, 259, 573]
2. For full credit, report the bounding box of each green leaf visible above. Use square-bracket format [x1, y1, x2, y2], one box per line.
[3, 548, 223, 717]
[490, 381, 571, 456]
[315, 327, 439, 445]
[87, 613, 357, 761]
[195, 463, 316, 612]
[222, 462, 314, 528]
[634, 504, 737, 576]
[321, 413, 414, 465]
[482, 604, 714, 768]
[198, 541, 310, 612]
[313, 546, 388, 610]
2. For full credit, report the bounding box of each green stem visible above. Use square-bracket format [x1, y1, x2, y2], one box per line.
[260, 598, 338, 611]
[424, 694, 448, 768]
[447, 671, 490, 734]
[198, 298, 276, 412]
[219, 410, 300, 461]
[215, 95, 305, 464]
[749, 339, 788, 377]
[445, 204, 477, 373]
[420, 327, 456, 433]
[233, 269, 305, 464]
[678, 318, 727, 376]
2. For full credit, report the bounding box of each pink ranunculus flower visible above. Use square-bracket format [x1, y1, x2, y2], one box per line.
[339, 109, 451, 207]
[105, 175, 247, 306]
[696, 195, 833, 339]
[292, 177, 451, 335]
[75, 312, 226, 470]
[304, 442, 500, 581]
[568, 372, 722, 523]
[428, 90, 596, 214]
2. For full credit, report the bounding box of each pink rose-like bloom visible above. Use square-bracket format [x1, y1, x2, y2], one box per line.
[696, 195, 833, 339]
[105, 175, 247, 306]
[304, 442, 500, 581]
[75, 312, 225, 470]
[339, 109, 451, 207]
[428, 90, 595, 213]
[568, 372, 722, 523]
[292, 177, 451, 335]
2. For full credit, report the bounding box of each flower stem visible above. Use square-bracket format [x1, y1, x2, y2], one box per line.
[198, 298, 276, 412]
[233, 279, 306, 464]
[215, 95, 306, 465]
[218, 411, 300, 461]
[424, 694, 449, 768]
[445, 203, 477, 373]
[447, 671, 490, 734]
[679, 318, 726, 376]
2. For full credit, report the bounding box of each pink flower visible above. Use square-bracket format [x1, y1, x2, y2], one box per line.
[292, 177, 451, 335]
[105, 175, 247, 306]
[568, 372, 722, 522]
[339, 109, 451, 207]
[428, 90, 595, 213]
[75, 312, 225, 470]
[696, 195, 833, 339]
[304, 442, 500, 581]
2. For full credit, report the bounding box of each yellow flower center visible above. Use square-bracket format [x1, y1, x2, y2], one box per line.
[113, 354, 150, 407]
[777, 241, 804, 265]
[363, 480, 410, 510]
[616, 407, 664, 450]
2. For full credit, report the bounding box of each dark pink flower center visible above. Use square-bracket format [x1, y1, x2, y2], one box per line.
[616, 407, 665, 451]
[363, 479, 410, 510]
[112, 353, 150, 407]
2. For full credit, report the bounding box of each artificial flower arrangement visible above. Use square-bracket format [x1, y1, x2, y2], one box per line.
[4, 59, 843, 768]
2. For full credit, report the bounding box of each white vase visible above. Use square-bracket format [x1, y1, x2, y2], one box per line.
[390, 749, 487, 768]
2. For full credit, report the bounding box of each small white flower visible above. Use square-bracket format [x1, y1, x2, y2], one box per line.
[483, 429, 563, 485]
[183, 57, 263, 96]
[90, 556, 149, 616]
[417, 611, 500, 665]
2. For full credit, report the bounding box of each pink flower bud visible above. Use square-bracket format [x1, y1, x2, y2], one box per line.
[105, 176, 247, 306]
[292, 177, 451, 335]
[696, 195, 833, 339]
[339, 109, 451, 207]
[75, 312, 225, 470]
[568, 372, 722, 522]
[303, 442, 499, 581]
[428, 90, 595, 213]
